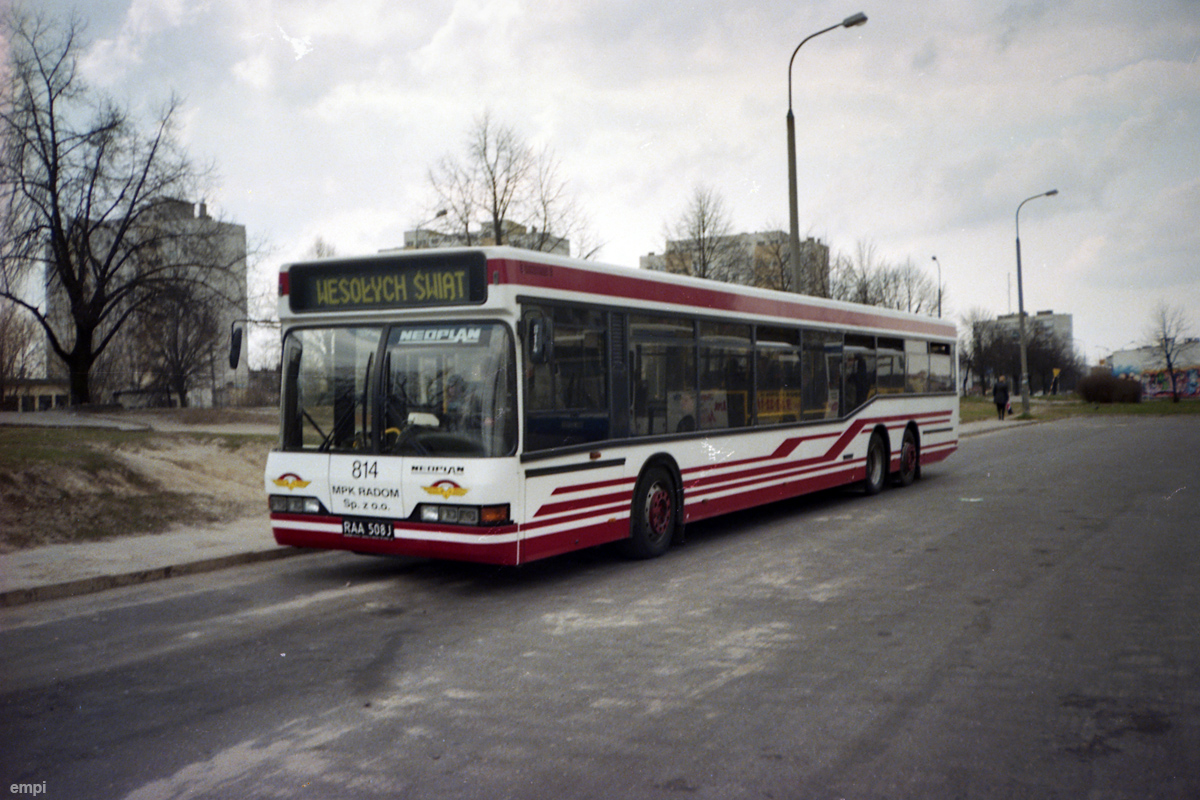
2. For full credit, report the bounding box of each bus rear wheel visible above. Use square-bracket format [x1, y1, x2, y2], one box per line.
[896, 427, 919, 487]
[864, 432, 887, 495]
[621, 465, 677, 559]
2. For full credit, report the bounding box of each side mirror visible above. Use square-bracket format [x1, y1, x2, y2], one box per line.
[229, 325, 244, 370]
[528, 317, 553, 364]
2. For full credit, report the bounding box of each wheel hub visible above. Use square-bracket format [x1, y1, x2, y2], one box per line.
[647, 484, 672, 536]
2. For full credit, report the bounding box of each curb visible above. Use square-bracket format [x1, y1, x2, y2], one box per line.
[959, 418, 1039, 437]
[0, 546, 312, 608]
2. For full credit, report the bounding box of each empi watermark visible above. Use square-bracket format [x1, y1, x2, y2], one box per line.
[10, 784, 47, 797]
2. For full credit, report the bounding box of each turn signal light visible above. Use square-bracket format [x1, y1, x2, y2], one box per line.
[480, 505, 509, 525]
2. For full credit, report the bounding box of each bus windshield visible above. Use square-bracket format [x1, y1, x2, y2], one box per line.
[280, 323, 516, 457]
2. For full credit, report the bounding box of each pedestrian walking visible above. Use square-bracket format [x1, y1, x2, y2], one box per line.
[993, 376, 1010, 420]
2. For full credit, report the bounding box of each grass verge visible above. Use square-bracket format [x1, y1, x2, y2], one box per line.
[0, 426, 274, 551]
[960, 394, 1200, 424]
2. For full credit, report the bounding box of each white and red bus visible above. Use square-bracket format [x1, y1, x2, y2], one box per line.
[264, 246, 957, 565]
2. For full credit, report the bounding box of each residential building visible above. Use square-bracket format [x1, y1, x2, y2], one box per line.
[398, 220, 570, 255]
[43, 199, 248, 407]
[640, 232, 830, 297]
[983, 310, 1074, 347]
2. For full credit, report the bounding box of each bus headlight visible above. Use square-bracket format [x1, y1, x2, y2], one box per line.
[416, 503, 509, 526]
[269, 495, 324, 514]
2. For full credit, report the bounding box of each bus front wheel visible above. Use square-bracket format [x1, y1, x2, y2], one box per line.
[621, 465, 677, 559]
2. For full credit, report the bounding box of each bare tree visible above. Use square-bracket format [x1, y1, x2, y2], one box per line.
[0, 298, 40, 405]
[1026, 325, 1083, 396]
[831, 241, 939, 314]
[751, 235, 791, 292]
[955, 307, 993, 393]
[527, 147, 602, 258]
[428, 149, 481, 246]
[472, 111, 530, 246]
[428, 112, 597, 257]
[959, 307, 1081, 397]
[132, 281, 223, 407]
[892, 259, 940, 315]
[662, 185, 750, 283]
[830, 240, 883, 305]
[1144, 301, 1193, 403]
[0, 9, 242, 404]
[306, 237, 338, 259]
[747, 225, 796, 293]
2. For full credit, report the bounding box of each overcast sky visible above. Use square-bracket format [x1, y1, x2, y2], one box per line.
[29, 0, 1200, 361]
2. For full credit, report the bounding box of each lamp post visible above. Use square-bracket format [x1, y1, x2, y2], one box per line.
[410, 209, 447, 248]
[931, 255, 942, 318]
[1014, 189, 1058, 416]
[787, 12, 867, 293]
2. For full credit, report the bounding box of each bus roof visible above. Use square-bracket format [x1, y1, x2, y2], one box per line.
[280, 246, 957, 341]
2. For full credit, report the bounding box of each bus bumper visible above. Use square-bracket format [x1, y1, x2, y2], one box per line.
[270, 513, 522, 566]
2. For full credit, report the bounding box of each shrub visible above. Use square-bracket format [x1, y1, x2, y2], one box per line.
[1076, 372, 1143, 404]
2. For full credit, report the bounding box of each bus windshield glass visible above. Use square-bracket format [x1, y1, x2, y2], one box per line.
[280, 323, 516, 457]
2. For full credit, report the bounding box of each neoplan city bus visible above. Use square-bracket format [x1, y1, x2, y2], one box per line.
[262, 246, 958, 565]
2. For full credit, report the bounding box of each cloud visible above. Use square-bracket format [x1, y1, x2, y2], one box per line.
[40, 0, 1200, 358]
[230, 50, 274, 91]
[276, 24, 312, 61]
[79, 0, 198, 84]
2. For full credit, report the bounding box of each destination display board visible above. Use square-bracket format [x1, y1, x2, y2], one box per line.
[288, 252, 488, 312]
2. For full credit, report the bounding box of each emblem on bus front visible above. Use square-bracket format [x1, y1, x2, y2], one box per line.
[423, 480, 468, 499]
[273, 473, 311, 490]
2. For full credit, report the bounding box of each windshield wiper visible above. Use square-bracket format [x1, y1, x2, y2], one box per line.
[318, 355, 373, 452]
[304, 409, 328, 445]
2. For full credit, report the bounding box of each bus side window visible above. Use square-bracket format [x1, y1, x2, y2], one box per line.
[802, 330, 841, 420]
[523, 305, 610, 451]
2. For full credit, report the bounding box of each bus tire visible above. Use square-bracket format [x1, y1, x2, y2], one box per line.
[896, 427, 919, 487]
[864, 431, 887, 495]
[620, 464, 677, 559]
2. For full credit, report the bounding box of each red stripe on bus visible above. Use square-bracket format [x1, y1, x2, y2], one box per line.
[533, 412, 956, 518]
[493, 257, 956, 338]
[549, 475, 635, 496]
[683, 465, 864, 524]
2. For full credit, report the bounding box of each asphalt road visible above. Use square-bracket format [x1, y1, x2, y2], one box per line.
[2, 416, 1197, 799]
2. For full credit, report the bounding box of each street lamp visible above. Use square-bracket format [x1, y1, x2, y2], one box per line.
[420, 209, 448, 228]
[787, 12, 867, 293]
[1014, 188, 1058, 416]
[931, 255, 942, 318]
[410, 209, 447, 248]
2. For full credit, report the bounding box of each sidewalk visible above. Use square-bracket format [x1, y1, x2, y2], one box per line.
[0, 517, 303, 607]
[0, 414, 1034, 607]
[0, 407, 277, 436]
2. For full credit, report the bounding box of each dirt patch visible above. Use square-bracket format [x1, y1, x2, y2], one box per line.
[0, 428, 272, 552]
